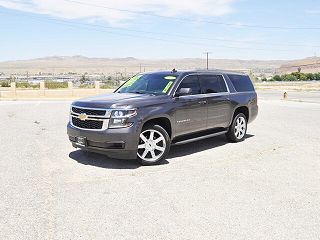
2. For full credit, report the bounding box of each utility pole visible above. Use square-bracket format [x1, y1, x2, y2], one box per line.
[139, 63, 142, 73]
[203, 52, 212, 70]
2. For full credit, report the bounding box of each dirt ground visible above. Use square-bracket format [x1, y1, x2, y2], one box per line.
[1, 91, 319, 239]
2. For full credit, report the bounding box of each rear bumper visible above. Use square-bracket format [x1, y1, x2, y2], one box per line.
[67, 122, 140, 159]
[249, 105, 258, 123]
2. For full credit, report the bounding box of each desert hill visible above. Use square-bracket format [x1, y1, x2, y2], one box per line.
[278, 57, 320, 74]
[0, 56, 288, 76]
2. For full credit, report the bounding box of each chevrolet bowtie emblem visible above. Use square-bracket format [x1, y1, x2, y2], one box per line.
[79, 113, 88, 121]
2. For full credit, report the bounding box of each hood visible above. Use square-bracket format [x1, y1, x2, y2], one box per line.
[72, 93, 171, 109]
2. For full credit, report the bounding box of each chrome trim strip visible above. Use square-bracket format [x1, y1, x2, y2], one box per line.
[171, 73, 230, 97]
[71, 105, 111, 111]
[71, 105, 112, 118]
[71, 115, 105, 121]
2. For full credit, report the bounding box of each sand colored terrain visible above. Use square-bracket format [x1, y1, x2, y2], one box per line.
[0, 56, 286, 75]
[278, 57, 320, 74]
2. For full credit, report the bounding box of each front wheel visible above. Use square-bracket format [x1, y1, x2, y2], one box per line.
[226, 113, 247, 142]
[137, 124, 171, 165]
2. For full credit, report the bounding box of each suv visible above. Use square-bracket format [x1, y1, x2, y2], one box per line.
[67, 70, 258, 165]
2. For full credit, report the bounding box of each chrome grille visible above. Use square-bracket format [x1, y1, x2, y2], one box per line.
[72, 117, 103, 130]
[70, 106, 110, 131]
[71, 107, 106, 116]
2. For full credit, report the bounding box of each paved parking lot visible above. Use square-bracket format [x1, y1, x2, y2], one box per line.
[1, 92, 320, 239]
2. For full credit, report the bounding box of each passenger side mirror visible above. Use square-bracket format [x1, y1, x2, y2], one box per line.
[175, 88, 192, 97]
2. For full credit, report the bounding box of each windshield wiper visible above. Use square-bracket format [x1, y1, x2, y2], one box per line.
[131, 91, 147, 94]
[129, 91, 160, 95]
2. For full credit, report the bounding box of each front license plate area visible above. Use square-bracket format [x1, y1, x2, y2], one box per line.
[76, 136, 87, 147]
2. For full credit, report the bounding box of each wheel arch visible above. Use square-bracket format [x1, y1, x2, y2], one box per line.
[232, 106, 249, 123]
[141, 116, 173, 139]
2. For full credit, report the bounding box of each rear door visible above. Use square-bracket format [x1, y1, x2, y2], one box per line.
[199, 74, 232, 128]
[173, 75, 207, 136]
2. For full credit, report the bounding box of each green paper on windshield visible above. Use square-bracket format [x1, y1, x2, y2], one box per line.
[164, 76, 176, 80]
[123, 75, 141, 87]
[162, 81, 173, 93]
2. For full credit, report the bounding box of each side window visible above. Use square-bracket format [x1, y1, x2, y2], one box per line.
[177, 75, 201, 95]
[199, 75, 228, 93]
[228, 74, 255, 92]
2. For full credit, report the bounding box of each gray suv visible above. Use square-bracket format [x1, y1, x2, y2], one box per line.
[67, 70, 258, 165]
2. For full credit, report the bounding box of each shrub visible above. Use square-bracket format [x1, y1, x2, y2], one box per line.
[0, 81, 10, 87]
[306, 73, 315, 80]
[273, 75, 282, 81]
[16, 82, 40, 89]
[314, 73, 320, 80]
[282, 74, 297, 81]
[100, 84, 115, 89]
[45, 81, 68, 89]
[78, 84, 94, 89]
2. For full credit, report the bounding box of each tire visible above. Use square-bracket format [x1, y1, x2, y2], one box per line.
[137, 124, 171, 166]
[226, 113, 247, 142]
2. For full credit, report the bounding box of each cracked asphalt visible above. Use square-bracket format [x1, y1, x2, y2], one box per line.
[1, 92, 320, 239]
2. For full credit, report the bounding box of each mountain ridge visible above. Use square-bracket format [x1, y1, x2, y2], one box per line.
[0, 56, 318, 75]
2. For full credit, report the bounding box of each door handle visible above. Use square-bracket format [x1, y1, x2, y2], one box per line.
[198, 100, 207, 105]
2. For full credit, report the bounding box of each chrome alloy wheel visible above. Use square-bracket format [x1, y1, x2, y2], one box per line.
[234, 116, 246, 139]
[137, 129, 166, 162]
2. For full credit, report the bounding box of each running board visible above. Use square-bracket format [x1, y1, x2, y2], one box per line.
[172, 130, 228, 146]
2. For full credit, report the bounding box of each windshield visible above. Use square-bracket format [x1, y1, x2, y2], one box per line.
[116, 73, 179, 95]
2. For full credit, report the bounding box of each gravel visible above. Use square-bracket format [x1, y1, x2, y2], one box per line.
[1, 93, 320, 240]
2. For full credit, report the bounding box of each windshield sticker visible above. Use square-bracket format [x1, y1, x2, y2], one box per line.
[164, 76, 176, 80]
[162, 81, 173, 93]
[123, 75, 141, 87]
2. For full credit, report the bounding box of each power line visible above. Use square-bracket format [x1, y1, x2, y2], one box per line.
[1, 9, 319, 49]
[0, 11, 297, 53]
[64, 0, 320, 30]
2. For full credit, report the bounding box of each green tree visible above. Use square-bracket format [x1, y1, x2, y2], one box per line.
[299, 74, 308, 81]
[306, 73, 315, 80]
[282, 74, 297, 81]
[273, 75, 282, 81]
[80, 74, 88, 84]
[314, 73, 320, 80]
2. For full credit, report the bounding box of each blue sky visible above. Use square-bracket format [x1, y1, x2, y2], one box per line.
[0, 0, 320, 61]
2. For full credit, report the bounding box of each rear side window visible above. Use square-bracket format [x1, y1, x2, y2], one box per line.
[177, 75, 201, 95]
[199, 75, 228, 94]
[228, 74, 255, 92]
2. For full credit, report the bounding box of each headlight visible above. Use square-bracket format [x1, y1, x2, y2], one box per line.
[109, 109, 137, 128]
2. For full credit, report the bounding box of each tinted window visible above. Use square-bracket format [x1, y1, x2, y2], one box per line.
[228, 74, 255, 92]
[199, 75, 227, 93]
[117, 73, 179, 94]
[177, 75, 201, 95]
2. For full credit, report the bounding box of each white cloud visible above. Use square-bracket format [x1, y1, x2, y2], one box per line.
[0, 0, 235, 24]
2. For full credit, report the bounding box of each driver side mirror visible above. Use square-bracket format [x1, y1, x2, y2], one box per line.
[175, 88, 192, 97]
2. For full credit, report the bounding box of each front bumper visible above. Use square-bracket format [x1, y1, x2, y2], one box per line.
[67, 122, 140, 159]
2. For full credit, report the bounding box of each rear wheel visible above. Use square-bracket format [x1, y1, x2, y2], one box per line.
[137, 124, 171, 165]
[226, 113, 247, 142]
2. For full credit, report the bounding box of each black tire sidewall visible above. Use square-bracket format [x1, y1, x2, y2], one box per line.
[226, 113, 247, 142]
[138, 124, 171, 166]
